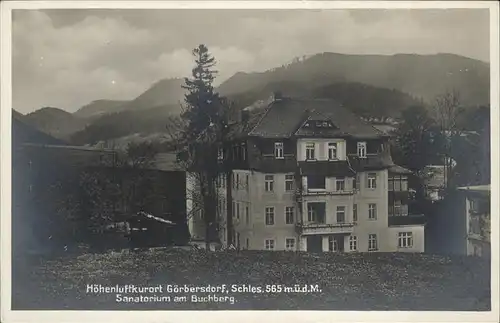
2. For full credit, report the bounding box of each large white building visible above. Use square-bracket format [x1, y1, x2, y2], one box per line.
[189, 94, 426, 252]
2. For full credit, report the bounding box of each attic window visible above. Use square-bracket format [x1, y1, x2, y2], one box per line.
[305, 120, 335, 129]
[316, 121, 333, 128]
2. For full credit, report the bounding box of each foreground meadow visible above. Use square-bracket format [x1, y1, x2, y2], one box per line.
[12, 248, 490, 310]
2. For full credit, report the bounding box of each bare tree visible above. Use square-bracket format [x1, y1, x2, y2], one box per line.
[433, 89, 464, 188]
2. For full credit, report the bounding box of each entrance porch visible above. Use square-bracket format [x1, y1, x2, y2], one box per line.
[301, 234, 351, 252]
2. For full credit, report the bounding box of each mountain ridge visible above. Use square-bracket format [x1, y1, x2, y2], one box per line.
[217, 52, 489, 107]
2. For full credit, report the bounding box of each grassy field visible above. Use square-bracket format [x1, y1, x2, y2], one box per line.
[12, 248, 490, 311]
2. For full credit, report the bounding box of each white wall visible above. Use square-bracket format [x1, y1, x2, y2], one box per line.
[231, 170, 298, 251]
[350, 170, 390, 252]
[387, 225, 425, 252]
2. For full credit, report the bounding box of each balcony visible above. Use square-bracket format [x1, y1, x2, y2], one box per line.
[388, 214, 426, 226]
[388, 190, 411, 203]
[296, 222, 355, 235]
[298, 160, 355, 177]
[302, 188, 355, 197]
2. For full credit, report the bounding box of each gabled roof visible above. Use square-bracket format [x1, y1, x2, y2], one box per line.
[242, 97, 385, 139]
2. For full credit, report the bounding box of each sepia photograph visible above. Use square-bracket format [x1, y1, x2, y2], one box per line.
[1, 1, 498, 321]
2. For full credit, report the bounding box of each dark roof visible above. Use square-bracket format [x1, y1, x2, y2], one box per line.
[298, 161, 355, 177]
[348, 152, 394, 172]
[244, 97, 385, 139]
[226, 101, 269, 140]
[388, 164, 413, 175]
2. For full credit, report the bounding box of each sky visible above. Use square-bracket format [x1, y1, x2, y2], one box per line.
[12, 8, 490, 114]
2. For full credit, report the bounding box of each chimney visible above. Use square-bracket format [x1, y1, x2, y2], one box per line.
[272, 91, 283, 102]
[227, 105, 242, 125]
[241, 108, 250, 123]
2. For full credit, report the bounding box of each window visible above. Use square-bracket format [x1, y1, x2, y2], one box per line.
[336, 206, 346, 223]
[368, 234, 378, 251]
[305, 143, 315, 160]
[357, 142, 367, 158]
[328, 142, 338, 160]
[307, 203, 326, 223]
[388, 177, 394, 191]
[307, 205, 314, 222]
[245, 206, 249, 224]
[265, 239, 275, 250]
[353, 176, 357, 190]
[307, 175, 326, 190]
[368, 203, 377, 220]
[236, 202, 240, 220]
[285, 174, 294, 191]
[401, 177, 408, 191]
[394, 176, 402, 191]
[349, 236, 357, 251]
[328, 236, 339, 252]
[265, 207, 275, 225]
[367, 173, 377, 189]
[221, 174, 226, 189]
[217, 147, 224, 160]
[285, 238, 296, 251]
[392, 200, 402, 216]
[232, 173, 236, 189]
[398, 232, 413, 248]
[264, 175, 274, 192]
[233, 146, 238, 161]
[242, 144, 246, 161]
[353, 204, 358, 223]
[246, 238, 249, 249]
[336, 177, 345, 191]
[236, 173, 240, 190]
[246, 174, 249, 191]
[285, 206, 294, 224]
[274, 142, 284, 159]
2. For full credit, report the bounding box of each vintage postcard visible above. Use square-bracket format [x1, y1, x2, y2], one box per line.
[1, 1, 498, 322]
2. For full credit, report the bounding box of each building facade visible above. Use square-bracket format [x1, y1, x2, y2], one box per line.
[459, 185, 491, 257]
[189, 94, 426, 252]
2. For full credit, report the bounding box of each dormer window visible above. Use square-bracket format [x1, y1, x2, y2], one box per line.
[274, 142, 284, 159]
[357, 142, 367, 158]
[217, 147, 224, 160]
[328, 142, 338, 160]
[316, 121, 331, 128]
[304, 120, 335, 129]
